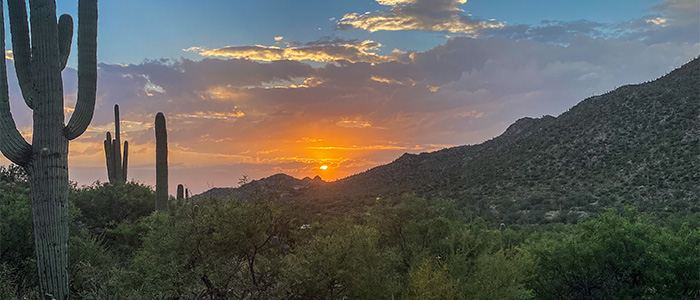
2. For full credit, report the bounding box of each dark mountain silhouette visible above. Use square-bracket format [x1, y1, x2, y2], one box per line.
[197, 58, 700, 223]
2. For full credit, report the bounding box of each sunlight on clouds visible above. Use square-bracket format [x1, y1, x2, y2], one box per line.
[5, 50, 13, 61]
[370, 75, 413, 86]
[376, 0, 417, 5]
[274, 36, 283, 41]
[646, 17, 668, 26]
[185, 39, 405, 63]
[142, 75, 165, 96]
[337, 0, 502, 34]
[339, 13, 503, 33]
[336, 120, 373, 128]
[198, 86, 245, 100]
[335, 119, 388, 129]
[176, 110, 245, 121]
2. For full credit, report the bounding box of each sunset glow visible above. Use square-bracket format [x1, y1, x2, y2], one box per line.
[0, 0, 694, 196]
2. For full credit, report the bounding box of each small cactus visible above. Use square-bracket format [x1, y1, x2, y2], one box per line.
[104, 104, 128, 183]
[155, 112, 168, 211]
[177, 184, 184, 200]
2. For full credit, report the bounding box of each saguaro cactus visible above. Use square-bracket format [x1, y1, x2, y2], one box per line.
[0, 0, 97, 298]
[104, 104, 128, 183]
[155, 112, 168, 211]
[177, 183, 184, 200]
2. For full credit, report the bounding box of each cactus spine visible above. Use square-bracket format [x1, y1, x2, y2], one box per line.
[155, 112, 168, 211]
[0, 0, 97, 298]
[104, 104, 128, 183]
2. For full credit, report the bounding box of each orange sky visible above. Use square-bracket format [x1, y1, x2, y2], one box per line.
[1, 0, 697, 195]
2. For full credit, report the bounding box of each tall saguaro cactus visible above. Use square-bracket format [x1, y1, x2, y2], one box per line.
[0, 0, 97, 299]
[155, 112, 168, 211]
[104, 104, 128, 183]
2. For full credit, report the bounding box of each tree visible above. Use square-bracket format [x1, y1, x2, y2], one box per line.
[529, 208, 699, 299]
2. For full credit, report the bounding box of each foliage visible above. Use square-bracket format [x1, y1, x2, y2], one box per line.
[283, 220, 401, 299]
[69, 181, 154, 234]
[1, 162, 698, 299]
[528, 208, 699, 299]
[406, 258, 458, 300]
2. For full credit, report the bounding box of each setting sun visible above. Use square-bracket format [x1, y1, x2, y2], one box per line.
[320, 165, 328, 170]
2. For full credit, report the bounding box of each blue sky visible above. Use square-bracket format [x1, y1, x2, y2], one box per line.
[36, 0, 671, 64]
[1, 0, 699, 193]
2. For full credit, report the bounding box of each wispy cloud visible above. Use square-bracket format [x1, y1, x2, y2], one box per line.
[481, 0, 699, 44]
[176, 110, 245, 121]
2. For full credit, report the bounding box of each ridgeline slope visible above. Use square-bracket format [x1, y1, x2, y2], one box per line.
[200, 58, 700, 224]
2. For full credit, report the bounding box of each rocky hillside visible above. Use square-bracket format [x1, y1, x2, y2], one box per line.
[199, 58, 700, 224]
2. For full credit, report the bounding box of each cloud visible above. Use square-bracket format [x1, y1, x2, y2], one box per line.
[3, 30, 692, 194]
[483, 20, 609, 44]
[185, 38, 408, 63]
[336, 0, 503, 33]
[176, 109, 245, 121]
[482, 0, 699, 44]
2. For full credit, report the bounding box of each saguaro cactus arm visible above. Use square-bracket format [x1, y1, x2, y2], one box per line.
[0, 4, 31, 166]
[104, 132, 114, 182]
[64, 0, 98, 140]
[57, 14, 73, 70]
[7, 0, 35, 109]
[122, 140, 128, 181]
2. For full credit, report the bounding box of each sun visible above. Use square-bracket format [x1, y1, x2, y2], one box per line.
[320, 165, 328, 170]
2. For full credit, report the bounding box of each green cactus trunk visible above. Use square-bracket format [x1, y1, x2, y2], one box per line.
[177, 184, 184, 200]
[155, 112, 168, 211]
[0, 0, 97, 299]
[104, 104, 128, 183]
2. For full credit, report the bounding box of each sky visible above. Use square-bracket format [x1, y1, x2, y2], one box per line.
[1, 0, 699, 194]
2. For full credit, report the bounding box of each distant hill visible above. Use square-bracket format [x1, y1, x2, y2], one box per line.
[197, 58, 700, 224]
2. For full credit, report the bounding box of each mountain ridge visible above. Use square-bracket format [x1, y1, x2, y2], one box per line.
[197, 58, 700, 223]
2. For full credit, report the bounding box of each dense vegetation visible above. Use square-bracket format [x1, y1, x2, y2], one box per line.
[205, 58, 700, 225]
[1, 165, 698, 299]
